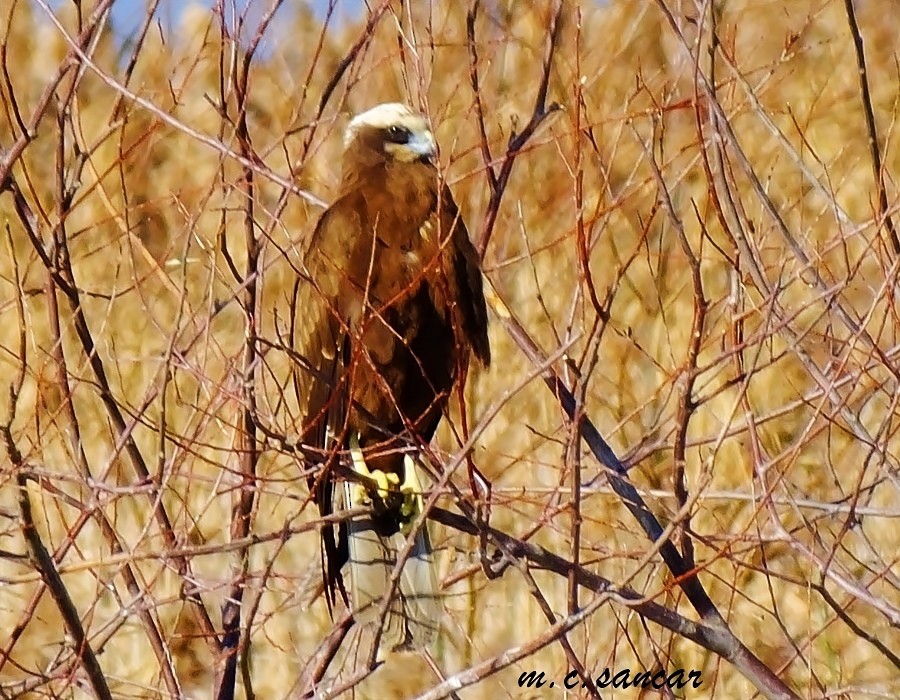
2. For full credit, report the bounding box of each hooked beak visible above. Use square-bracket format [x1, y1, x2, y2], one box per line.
[409, 130, 437, 165]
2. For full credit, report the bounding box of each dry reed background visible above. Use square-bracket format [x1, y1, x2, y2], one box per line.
[1, 0, 899, 698]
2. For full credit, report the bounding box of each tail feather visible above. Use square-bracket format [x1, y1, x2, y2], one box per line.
[342, 483, 439, 652]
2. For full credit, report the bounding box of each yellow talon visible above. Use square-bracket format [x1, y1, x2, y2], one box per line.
[348, 432, 400, 507]
[347, 434, 425, 529]
[348, 432, 375, 506]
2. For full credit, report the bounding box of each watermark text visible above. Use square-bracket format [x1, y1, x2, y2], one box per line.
[518, 667, 703, 691]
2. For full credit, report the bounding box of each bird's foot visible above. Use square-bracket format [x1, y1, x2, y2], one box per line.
[348, 432, 400, 508]
[347, 434, 424, 530]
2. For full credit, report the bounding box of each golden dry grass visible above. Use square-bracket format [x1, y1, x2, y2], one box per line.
[1, 0, 900, 698]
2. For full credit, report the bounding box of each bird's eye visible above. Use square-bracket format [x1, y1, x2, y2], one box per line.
[385, 125, 411, 144]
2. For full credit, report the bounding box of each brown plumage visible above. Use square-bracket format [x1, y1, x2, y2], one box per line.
[293, 103, 490, 650]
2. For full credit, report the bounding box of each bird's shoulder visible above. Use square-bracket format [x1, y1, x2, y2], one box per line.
[300, 190, 370, 295]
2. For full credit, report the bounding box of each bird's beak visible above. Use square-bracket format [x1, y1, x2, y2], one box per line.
[409, 131, 437, 165]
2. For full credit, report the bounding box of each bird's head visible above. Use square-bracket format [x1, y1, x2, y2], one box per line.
[341, 103, 437, 180]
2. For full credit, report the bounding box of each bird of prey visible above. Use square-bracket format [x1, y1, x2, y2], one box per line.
[293, 103, 491, 651]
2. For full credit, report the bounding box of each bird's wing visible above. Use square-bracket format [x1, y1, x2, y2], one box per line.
[294, 199, 360, 442]
[294, 198, 362, 608]
[440, 186, 491, 366]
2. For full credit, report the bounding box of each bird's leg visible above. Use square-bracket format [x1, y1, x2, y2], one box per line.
[398, 453, 426, 531]
[347, 434, 424, 528]
[348, 432, 399, 509]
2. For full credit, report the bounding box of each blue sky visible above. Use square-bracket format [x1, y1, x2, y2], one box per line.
[112, 0, 364, 34]
[44, 0, 365, 43]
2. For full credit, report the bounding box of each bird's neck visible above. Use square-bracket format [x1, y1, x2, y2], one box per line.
[340, 162, 438, 226]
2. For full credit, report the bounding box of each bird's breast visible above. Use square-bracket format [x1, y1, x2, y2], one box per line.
[374, 218, 441, 294]
[339, 215, 446, 337]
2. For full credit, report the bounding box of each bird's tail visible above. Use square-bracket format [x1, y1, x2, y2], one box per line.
[342, 451, 439, 653]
